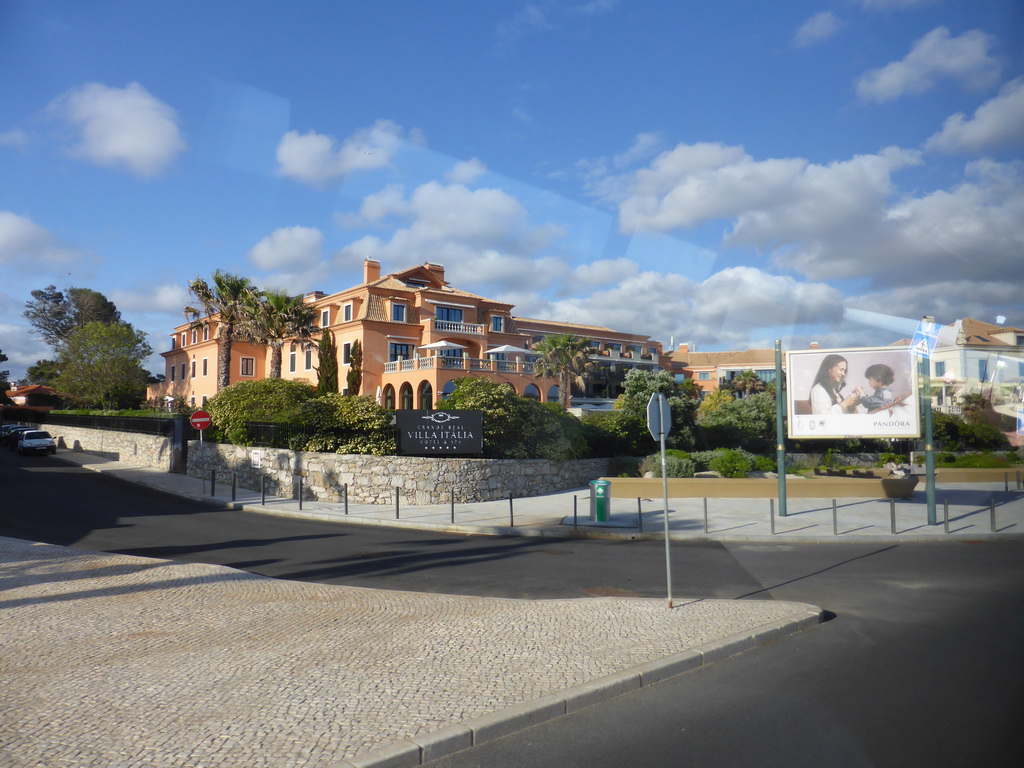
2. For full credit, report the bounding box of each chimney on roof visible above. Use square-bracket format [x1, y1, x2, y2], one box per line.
[363, 258, 381, 284]
[677, 343, 689, 354]
[425, 262, 445, 281]
[810, 341, 819, 350]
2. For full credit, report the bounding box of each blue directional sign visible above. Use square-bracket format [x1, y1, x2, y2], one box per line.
[910, 319, 941, 359]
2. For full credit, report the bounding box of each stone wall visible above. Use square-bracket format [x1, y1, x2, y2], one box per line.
[36, 424, 175, 470]
[187, 443, 611, 504]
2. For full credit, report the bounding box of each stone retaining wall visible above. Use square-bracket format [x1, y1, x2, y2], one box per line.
[187, 443, 611, 504]
[32, 423, 175, 470]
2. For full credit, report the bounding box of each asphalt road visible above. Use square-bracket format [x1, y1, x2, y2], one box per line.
[4, 450, 1024, 767]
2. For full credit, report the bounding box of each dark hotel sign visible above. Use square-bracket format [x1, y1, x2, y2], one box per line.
[395, 410, 484, 456]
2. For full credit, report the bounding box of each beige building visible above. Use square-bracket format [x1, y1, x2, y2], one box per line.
[146, 260, 670, 409]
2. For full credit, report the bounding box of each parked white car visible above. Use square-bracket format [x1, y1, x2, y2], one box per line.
[17, 430, 57, 456]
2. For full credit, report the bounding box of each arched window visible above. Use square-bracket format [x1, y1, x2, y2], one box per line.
[546, 385, 559, 403]
[383, 385, 396, 410]
[441, 379, 458, 399]
[400, 382, 414, 410]
[523, 383, 540, 400]
[418, 381, 434, 409]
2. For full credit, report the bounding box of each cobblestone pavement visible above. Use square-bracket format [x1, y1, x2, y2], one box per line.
[1, 536, 820, 768]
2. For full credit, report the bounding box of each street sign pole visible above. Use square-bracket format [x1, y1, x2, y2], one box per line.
[775, 340, 788, 517]
[647, 392, 673, 609]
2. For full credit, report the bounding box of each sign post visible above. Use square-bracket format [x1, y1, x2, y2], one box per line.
[647, 392, 673, 609]
[190, 409, 211, 445]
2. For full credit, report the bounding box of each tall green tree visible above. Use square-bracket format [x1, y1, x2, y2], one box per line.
[616, 368, 699, 450]
[185, 271, 257, 392]
[55, 322, 152, 409]
[731, 369, 764, 398]
[346, 339, 363, 396]
[316, 329, 339, 395]
[0, 349, 10, 404]
[25, 359, 61, 386]
[24, 285, 121, 348]
[531, 333, 596, 409]
[240, 289, 318, 378]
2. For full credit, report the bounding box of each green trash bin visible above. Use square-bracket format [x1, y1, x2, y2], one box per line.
[590, 479, 611, 523]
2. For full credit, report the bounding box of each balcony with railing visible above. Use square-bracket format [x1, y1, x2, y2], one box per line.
[384, 356, 536, 375]
[432, 319, 486, 335]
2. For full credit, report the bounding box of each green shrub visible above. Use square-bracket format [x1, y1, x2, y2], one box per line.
[641, 453, 696, 478]
[753, 455, 775, 472]
[206, 378, 315, 445]
[878, 452, 908, 467]
[709, 448, 752, 478]
[936, 452, 957, 465]
[608, 455, 642, 477]
[952, 454, 1011, 469]
[290, 394, 395, 455]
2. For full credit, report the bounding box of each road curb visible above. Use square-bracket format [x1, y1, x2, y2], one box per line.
[330, 606, 824, 767]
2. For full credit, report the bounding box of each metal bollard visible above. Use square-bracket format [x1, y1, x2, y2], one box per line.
[451, 487, 455, 524]
[298, 477, 303, 510]
[637, 498, 643, 531]
[573, 495, 578, 528]
[210, 469, 215, 497]
[944, 499, 949, 534]
[832, 499, 838, 536]
[890, 499, 896, 535]
[261, 474, 266, 505]
[344, 483, 349, 515]
[395, 488, 400, 519]
[509, 496, 514, 527]
[991, 494, 996, 533]
[703, 498, 709, 534]
[770, 498, 776, 535]
[1006, 472, 1009, 493]
[231, 472, 236, 502]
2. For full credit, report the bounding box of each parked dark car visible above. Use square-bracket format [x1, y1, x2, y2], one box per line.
[3, 425, 35, 449]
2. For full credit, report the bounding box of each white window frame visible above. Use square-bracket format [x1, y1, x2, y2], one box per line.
[305, 349, 313, 370]
[202, 358, 208, 376]
[391, 302, 406, 323]
[289, 351, 296, 373]
[342, 342, 351, 365]
[203, 325, 210, 341]
[240, 357, 255, 377]
[180, 362, 187, 380]
[180, 332, 187, 348]
[170, 364, 176, 382]
[491, 316, 504, 333]
[321, 308, 330, 327]
[343, 303, 353, 322]
[190, 360, 196, 378]
[191, 329, 198, 344]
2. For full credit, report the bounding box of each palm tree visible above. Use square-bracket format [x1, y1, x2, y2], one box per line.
[184, 271, 257, 391]
[241, 290, 319, 379]
[732, 369, 764, 399]
[532, 333, 596, 409]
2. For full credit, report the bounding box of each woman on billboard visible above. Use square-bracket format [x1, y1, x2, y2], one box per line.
[809, 354, 861, 415]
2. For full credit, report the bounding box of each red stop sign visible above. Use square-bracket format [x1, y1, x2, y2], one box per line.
[190, 410, 212, 430]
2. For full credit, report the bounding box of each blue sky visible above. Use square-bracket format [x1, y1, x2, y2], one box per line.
[2, 0, 1022, 383]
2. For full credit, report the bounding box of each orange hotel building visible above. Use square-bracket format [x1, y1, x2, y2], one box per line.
[146, 260, 671, 409]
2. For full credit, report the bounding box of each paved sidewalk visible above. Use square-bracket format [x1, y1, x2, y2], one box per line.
[1, 537, 820, 768]
[58, 449, 1024, 543]
[5, 449, 1021, 768]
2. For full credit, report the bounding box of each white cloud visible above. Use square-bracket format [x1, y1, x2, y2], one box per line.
[925, 77, 1024, 154]
[0, 129, 29, 148]
[335, 179, 568, 292]
[48, 82, 185, 178]
[109, 283, 191, 315]
[248, 226, 324, 270]
[276, 119, 413, 188]
[861, 0, 937, 9]
[855, 27, 1001, 103]
[794, 12, 842, 48]
[446, 157, 487, 185]
[0, 211, 89, 269]
[510, 267, 844, 349]
[570, 258, 639, 290]
[846, 281, 1024, 330]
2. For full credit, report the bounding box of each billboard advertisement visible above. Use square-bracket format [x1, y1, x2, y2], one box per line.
[786, 346, 920, 439]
